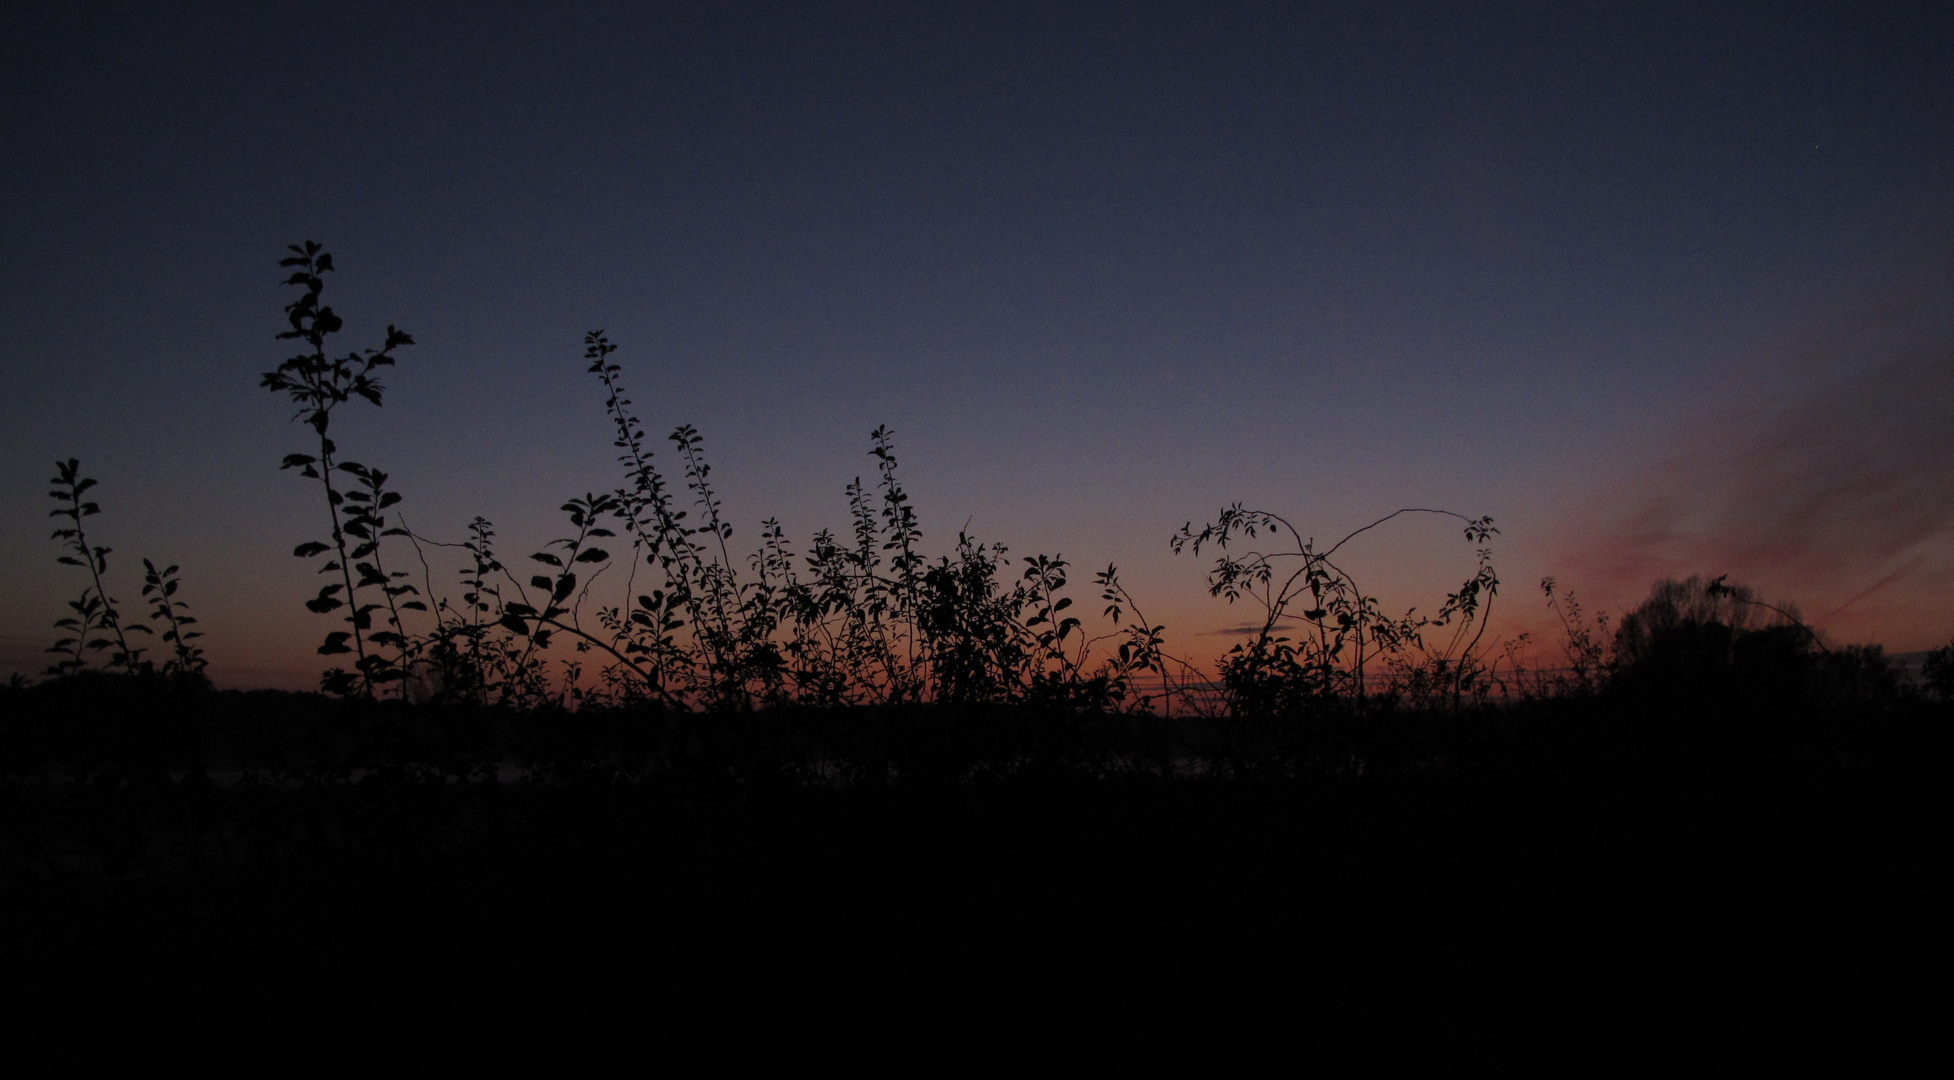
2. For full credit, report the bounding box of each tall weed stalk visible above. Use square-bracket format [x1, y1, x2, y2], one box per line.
[45, 459, 148, 676]
[259, 241, 419, 696]
[45, 459, 207, 682]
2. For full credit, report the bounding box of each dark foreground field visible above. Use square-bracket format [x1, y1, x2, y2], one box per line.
[3, 681, 1947, 1062]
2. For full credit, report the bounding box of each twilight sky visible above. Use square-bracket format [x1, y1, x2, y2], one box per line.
[4, 1, 1952, 688]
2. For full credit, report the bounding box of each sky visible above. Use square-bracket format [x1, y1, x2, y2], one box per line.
[3, 1, 1952, 689]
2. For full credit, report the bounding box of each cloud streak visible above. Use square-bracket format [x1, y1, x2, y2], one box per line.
[1200, 621, 1304, 637]
[1555, 347, 1954, 647]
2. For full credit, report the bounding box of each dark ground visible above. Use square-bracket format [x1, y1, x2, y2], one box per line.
[2, 682, 1946, 1062]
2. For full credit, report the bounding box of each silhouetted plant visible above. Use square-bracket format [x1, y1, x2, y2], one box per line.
[1499, 577, 1614, 700]
[550, 333, 1163, 715]
[1091, 563, 1174, 709]
[916, 533, 1023, 705]
[1171, 507, 1498, 715]
[260, 241, 416, 697]
[1543, 576, 1610, 690]
[1382, 527, 1505, 707]
[584, 331, 739, 706]
[402, 516, 545, 707]
[45, 459, 149, 676]
[140, 559, 206, 679]
[500, 405, 1141, 715]
[496, 491, 691, 707]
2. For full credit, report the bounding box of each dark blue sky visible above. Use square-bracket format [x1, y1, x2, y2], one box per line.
[5, 2, 1951, 685]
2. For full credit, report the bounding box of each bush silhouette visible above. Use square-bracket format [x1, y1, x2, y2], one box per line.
[1612, 576, 1795, 700]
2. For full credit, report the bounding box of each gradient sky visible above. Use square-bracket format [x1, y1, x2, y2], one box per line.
[4, 1, 1952, 688]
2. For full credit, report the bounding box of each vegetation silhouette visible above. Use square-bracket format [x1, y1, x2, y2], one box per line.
[5, 243, 1950, 1055]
